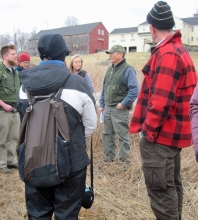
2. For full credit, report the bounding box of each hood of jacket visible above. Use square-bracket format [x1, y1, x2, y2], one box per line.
[20, 64, 71, 96]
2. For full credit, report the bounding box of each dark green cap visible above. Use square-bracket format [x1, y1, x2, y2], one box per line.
[106, 45, 126, 54]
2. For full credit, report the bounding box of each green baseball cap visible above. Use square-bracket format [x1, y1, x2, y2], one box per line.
[106, 45, 126, 54]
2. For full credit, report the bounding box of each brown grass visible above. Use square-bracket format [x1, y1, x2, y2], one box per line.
[0, 52, 198, 219]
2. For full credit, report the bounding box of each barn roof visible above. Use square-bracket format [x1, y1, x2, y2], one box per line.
[110, 27, 138, 34]
[31, 22, 101, 40]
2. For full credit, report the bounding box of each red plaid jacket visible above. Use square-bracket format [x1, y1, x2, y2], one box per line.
[130, 31, 197, 147]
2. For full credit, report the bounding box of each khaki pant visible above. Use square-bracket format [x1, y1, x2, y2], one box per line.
[0, 110, 20, 168]
[139, 138, 183, 220]
[102, 105, 131, 161]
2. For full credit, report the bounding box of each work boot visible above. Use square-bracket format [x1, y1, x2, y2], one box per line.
[7, 163, 18, 169]
[0, 167, 12, 174]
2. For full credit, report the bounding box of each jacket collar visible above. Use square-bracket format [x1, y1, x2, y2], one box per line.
[112, 59, 126, 68]
[152, 30, 181, 54]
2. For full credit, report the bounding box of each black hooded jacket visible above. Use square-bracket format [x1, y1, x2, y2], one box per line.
[18, 63, 97, 172]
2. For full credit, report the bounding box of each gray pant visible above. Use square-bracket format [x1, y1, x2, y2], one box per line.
[102, 105, 130, 161]
[139, 138, 183, 220]
[0, 110, 20, 168]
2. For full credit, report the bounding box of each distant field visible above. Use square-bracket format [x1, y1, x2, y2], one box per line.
[0, 52, 198, 219]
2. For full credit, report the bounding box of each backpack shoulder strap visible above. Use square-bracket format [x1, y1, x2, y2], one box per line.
[50, 87, 70, 142]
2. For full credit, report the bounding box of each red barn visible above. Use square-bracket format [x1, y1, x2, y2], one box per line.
[28, 22, 109, 56]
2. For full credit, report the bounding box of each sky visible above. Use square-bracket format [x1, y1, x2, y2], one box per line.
[0, 0, 197, 36]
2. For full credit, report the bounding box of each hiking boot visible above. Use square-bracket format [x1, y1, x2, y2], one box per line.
[7, 163, 18, 169]
[99, 157, 114, 163]
[0, 167, 12, 174]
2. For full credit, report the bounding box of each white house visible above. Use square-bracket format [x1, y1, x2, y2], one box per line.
[108, 15, 198, 52]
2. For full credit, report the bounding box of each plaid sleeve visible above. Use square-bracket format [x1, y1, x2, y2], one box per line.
[142, 53, 182, 142]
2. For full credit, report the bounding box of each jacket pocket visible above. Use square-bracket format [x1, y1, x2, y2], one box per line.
[57, 136, 71, 178]
[142, 158, 167, 190]
[16, 142, 25, 181]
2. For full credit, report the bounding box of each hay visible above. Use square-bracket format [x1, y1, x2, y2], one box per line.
[0, 52, 198, 219]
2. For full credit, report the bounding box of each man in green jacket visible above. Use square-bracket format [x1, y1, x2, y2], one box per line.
[0, 44, 20, 174]
[99, 45, 139, 164]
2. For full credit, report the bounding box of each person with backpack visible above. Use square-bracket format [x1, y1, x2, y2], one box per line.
[70, 54, 94, 93]
[17, 34, 97, 219]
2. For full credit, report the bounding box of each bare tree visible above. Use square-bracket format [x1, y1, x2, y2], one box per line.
[0, 34, 12, 49]
[30, 26, 37, 38]
[12, 28, 29, 52]
[64, 16, 79, 27]
[13, 28, 19, 51]
[18, 32, 29, 51]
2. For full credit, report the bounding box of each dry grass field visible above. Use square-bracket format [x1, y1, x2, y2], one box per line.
[0, 52, 198, 219]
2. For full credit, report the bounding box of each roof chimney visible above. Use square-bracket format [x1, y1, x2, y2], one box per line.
[194, 14, 198, 17]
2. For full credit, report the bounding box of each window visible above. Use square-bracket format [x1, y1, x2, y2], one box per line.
[121, 39, 125, 42]
[191, 37, 194, 41]
[98, 29, 100, 35]
[101, 30, 104, 35]
[143, 26, 145, 31]
[130, 39, 135, 41]
[188, 38, 190, 42]
[191, 27, 194, 32]
[184, 24, 185, 29]
[112, 40, 116, 43]
[196, 37, 198, 42]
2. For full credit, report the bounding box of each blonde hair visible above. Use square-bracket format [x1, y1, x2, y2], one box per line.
[69, 54, 83, 73]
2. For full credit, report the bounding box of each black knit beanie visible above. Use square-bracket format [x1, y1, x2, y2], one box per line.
[38, 34, 69, 61]
[147, 1, 175, 29]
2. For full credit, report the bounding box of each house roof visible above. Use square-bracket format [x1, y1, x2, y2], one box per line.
[180, 17, 198, 25]
[110, 27, 138, 34]
[31, 22, 101, 40]
[139, 17, 198, 26]
[139, 21, 148, 26]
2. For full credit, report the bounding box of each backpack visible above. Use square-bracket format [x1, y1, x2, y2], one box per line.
[17, 87, 71, 187]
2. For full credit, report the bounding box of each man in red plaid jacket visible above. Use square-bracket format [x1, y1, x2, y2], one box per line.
[130, 1, 197, 220]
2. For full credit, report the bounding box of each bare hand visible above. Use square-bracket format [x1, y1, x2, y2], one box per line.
[116, 103, 124, 110]
[2, 104, 13, 112]
[99, 107, 104, 113]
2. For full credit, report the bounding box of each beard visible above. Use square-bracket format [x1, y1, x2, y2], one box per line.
[7, 59, 17, 66]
